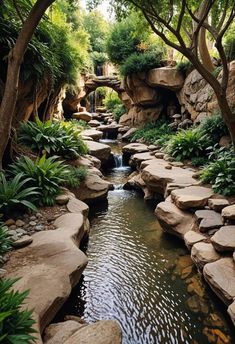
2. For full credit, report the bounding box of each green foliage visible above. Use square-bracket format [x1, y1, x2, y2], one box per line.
[63, 166, 87, 188]
[0, 225, 11, 258]
[106, 13, 151, 65]
[176, 60, 193, 77]
[120, 50, 163, 76]
[155, 134, 174, 147]
[9, 156, 70, 206]
[166, 129, 210, 161]
[198, 112, 229, 145]
[200, 149, 235, 196]
[90, 51, 109, 66]
[104, 92, 122, 111]
[0, 278, 36, 344]
[224, 30, 235, 61]
[191, 157, 208, 167]
[131, 121, 172, 144]
[18, 118, 88, 160]
[0, 173, 38, 217]
[113, 104, 126, 122]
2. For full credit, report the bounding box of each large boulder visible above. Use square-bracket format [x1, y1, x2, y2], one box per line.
[5, 213, 88, 343]
[76, 172, 111, 203]
[119, 105, 162, 127]
[122, 143, 149, 155]
[222, 204, 235, 221]
[211, 226, 235, 252]
[171, 186, 214, 210]
[44, 321, 84, 344]
[203, 258, 235, 305]
[64, 320, 122, 344]
[146, 67, 184, 91]
[155, 197, 195, 238]
[85, 140, 111, 163]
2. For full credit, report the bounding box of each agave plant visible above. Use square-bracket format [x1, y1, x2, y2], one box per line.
[9, 155, 70, 206]
[0, 172, 38, 217]
[0, 278, 36, 343]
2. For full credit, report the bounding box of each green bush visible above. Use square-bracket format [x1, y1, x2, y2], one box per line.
[18, 118, 88, 159]
[131, 121, 172, 144]
[176, 60, 193, 77]
[0, 278, 36, 344]
[166, 129, 210, 161]
[120, 50, 162, 76]
[0, 224, 12, 259]
[191, 157, 208, 167]
[113, 105, 126, 123]
[0, 172, 38, 217]
[63, 166, 87, 188]
[224, 35, 235, 61]
[104, 92, 122, 112]
[155, 134, 174, 148]
[9, 156, 70, 206]
[198, 112, 229, 145]
[200, 149, 235, 196]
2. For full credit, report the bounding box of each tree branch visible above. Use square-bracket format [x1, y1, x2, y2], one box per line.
[12, 0, 25, 24]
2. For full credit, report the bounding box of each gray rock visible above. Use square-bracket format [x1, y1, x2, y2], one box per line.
[199, 215, 223, 233]
[55, 194, 69, 205]
[8, 229, 18, 236]
[36, 212, 43, 218]
[12, 235, 33, 248]
[35, 225, 44, 232]
[155, 152, 164, 159]
[9, 225, 17, 230]
[30, 215, 37, 221]
[16, 228, 27, 235]
[208, 198, 229, 212]
[29, 221, 37, 226]
[211, 226, 235, 252]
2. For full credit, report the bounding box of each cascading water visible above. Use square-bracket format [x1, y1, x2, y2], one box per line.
[88, 91, 96, 113]
[113, 154, 123, 168]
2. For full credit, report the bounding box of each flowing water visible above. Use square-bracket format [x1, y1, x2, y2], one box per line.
[57, 141, 235, 343]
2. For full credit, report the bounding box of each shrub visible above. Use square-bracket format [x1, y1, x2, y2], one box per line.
[131, 121, 172, 144]
[120, 50, 162, 76]
[9, 156, 70, 206]
[0, 172, 38, 217]
[63, 166, 87, 188]
[200, 149, 235, 196]
[113, 105, 126, 123]
[166, 129, 210, 161]
[155, 134, 174, 148]
[198, 112, 229, 145]
[176, 60, 193, 77]
[0, 224, 11, 259]
[103, 92, 122, 112]
[18, 118, 88, 159]
[0, 278, 36, 344]
[191, 157, 208, 167]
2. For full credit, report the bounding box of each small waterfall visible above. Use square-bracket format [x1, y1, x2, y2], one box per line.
[113, 154, 123, 168]
[88, 91, 96, 113]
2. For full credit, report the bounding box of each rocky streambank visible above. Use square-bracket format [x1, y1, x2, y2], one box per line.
[123, 142, 235, 326]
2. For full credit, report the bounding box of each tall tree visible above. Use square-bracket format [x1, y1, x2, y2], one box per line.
[94, 0, 235, 147]
[0, 0, 55, 166]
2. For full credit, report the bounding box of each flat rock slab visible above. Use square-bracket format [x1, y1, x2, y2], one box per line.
[211, 226, 235, 252]
[208, 198, 229, 212]
[85, 141, 111, 163]
[130, 152, 153, 168]
[195, 210, 223, 232]
[72, 112, 92, 122]
[171, 186, 214, 210]
[64, 320, 122, 344]
[12, 235, 33, 248]
[191, 242, 220, 269]
[141, 159, 199, 196]
[82, 129, 103, 141]
[6, 213, 88, 343]
[155, 197, 194, 238]
[122, 143, 149, 154]
[67, 198, 89, 217]
[222, 204, 235, 221]
[203, 257, 235, 305]
[184, 231, 207, 250]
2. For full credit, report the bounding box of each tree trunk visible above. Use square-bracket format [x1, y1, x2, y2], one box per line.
[0, 0, 55, 167]
[216, 94, 235, 147]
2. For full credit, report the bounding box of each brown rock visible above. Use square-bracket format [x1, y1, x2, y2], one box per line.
[122, 143, 149, 155]
[228, 300, 235, 326]
[82, 129, 103, 141]
[146, 67, 184, 91]
[222, 204, 235, 221]
[64, 320, 122, 344]
[208, 198, 229, 212]
[184, 230, 206, 249]
[67, 197, 89, 217]
[44, 321, 84, 344]
[55, 194, 69, 205]
[12, 235, 33, 248]
[191, 242, 220, 269]
[211, 226, 235, 252]
[171, 186, 214, 210]
[72, 112, 92, 122]
[203, 257, 235, 305]
[85, 141, 111, 163]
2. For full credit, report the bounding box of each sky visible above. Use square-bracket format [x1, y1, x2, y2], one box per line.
[80, 0, 113, 20]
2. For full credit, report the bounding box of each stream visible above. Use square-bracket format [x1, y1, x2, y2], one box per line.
[57, 140, 235, 344]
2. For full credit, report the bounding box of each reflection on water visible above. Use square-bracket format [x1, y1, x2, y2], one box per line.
[57, 146, 234, 343]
